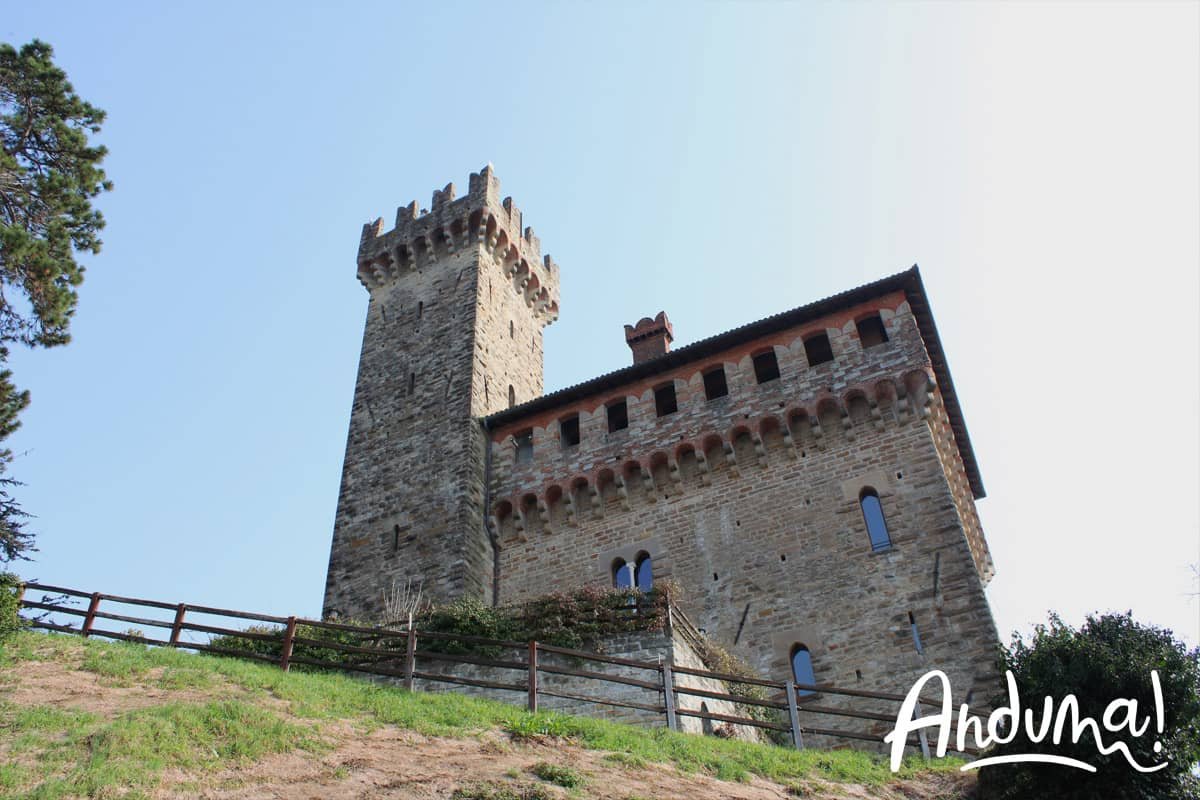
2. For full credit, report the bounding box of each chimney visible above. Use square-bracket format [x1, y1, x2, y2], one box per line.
[624, 312, 674, 364]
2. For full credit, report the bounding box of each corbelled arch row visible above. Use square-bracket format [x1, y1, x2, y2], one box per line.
[356, 206, 559, 326]
[488, 367, 938, 539]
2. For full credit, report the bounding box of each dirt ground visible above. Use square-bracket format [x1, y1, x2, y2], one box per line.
[3, 653, 976, 800]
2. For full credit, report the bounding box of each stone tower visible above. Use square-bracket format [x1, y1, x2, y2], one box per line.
[322, 166, 559, 620]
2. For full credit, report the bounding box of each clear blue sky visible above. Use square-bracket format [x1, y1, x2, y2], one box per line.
[5, 2, 1198, 645]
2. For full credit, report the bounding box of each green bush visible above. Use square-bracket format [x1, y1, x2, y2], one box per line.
[977, 612, 1200, 800]
[529, 761, 584, 788]
[208, 583, 674, 670]
[209, 622, 404, 673]
[0, 572, 21, 641]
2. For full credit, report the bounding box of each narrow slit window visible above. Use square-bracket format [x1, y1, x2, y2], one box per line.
[655, 383, 678, 417]
[791, 644, 816, 695]
[417, 300, 424, 320]
[857, 315, 889, 348]
[507, 385, 516, 408]
[703, 367, 728, 400]
[514, 430, 533, 463]
[635, 552, 653, 592]
[560, 414, 580, 448]
[804, 333, 834, 366]
[753, 350, 781, 383]
[908, 611, 925, 655]
[408, 372, 416, 395]
[509, 320, 514, 338]
[607, 399, 628, 432]
[860, 487, 892, 551]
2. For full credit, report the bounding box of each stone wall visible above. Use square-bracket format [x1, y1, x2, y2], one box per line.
[323, 166, 559, 619]
[487, 295, 1000, 709]
[405, 620, 761, 741]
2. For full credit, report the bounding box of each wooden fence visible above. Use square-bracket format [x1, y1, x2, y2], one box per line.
[15, 582, 952, 755]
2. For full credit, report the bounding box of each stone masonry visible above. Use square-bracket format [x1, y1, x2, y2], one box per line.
[323, 165, 558, 616]
[323, 167, 1002, 727]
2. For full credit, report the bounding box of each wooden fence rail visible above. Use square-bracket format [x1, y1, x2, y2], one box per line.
[15, 581, 958, 755]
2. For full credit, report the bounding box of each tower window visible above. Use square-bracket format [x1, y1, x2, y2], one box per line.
[560, 414, 580, 448]
[417, 301, 424, 320]
[860, 487, 892, 551]
[857, 315, 889, 348]
[612, 558, 634, 589]
[654, 383, 678, 417]
[514, 429, 533, 463]
[791, 644, 817, 695]
[703, 367, 728, 400]
[635, 552, 653, 592]
[508, 385, 516, 408]
[909, 611, 925, 655]
[804, 333, 833, 366]
[509, 320, 514, 338]
[607, 399, 628, 432]
[753, 350, 781, 383]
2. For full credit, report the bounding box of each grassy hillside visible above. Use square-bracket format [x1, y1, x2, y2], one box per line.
[0, 632, 973, 799]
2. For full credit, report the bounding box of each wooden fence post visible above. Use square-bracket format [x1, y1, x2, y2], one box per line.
[785, 680, 805, 750]
[661, 660, 678, 731]
[81, 592, 102, 637]
[527, 641, 539, 713]
[168, 604, 187, 647]
[403, 629, 417, 691]
[279, 616, 298, 672]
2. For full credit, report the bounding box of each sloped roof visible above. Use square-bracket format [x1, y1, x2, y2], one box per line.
[484, 265, 985, 499]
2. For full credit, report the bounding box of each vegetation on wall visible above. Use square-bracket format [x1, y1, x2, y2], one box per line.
[209, 583, 676, 668]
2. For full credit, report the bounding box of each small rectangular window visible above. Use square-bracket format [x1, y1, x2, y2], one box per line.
[753, 350, 780, 383]
[655, 383, 678, 417]
[804, 333, 834, 366]
[560, 415, 580, 448]
[703, 367, 728, 400]
[607, 399, 628, 432]
[857, 315, 889, 348]
[514, 430, 533, 463]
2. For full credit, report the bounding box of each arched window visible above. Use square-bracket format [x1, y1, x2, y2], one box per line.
[612, 558, 634, 589]
[634, 552, 653, 592]
[860, 488, 892, 551]
[507, 385, 516, 408]
[791, 644, 816, 695]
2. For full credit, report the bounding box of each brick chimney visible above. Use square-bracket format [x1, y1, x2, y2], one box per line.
[624, 312, 674, 364]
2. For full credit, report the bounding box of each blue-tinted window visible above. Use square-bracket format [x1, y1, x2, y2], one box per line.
[613, 558, 634, 589]
[791, 644, 816, 695]
[860, 488, 892, 551]
[635, 553, 653, 592]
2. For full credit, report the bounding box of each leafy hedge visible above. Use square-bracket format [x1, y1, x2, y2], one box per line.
[208, 583, 676, 670]
[0, 572, 21, 640]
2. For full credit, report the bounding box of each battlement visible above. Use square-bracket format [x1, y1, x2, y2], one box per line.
[355, 165, 559, 325]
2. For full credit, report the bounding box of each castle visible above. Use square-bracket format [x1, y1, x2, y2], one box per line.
[322, 166, 1000, 703]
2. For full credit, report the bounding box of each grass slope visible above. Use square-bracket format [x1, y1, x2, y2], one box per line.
[0, 632, 963, 798]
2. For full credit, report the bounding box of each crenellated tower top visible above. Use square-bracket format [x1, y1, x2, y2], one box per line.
[355, 164, 560, 326]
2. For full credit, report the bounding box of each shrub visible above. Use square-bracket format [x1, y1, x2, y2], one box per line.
[0, 572, 21, 641]
[529, 761, 584, 788]
[977, 612, 1200, 800]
